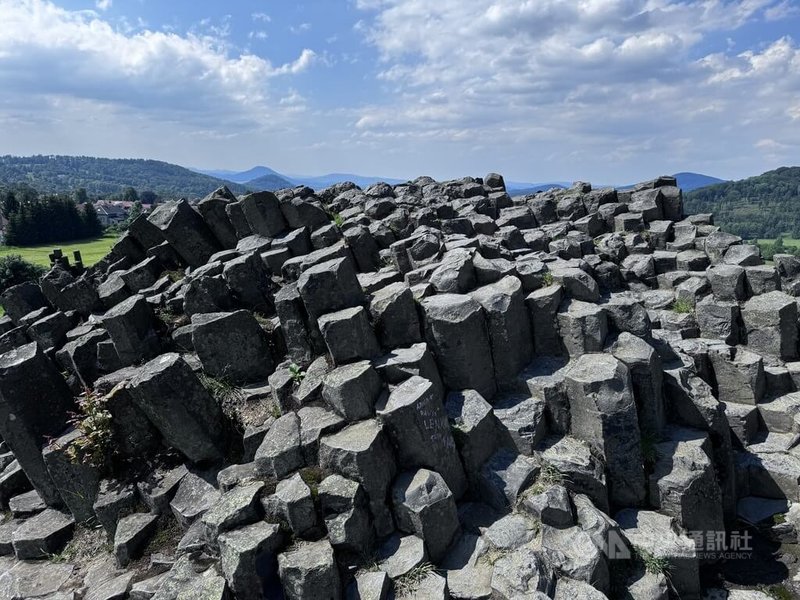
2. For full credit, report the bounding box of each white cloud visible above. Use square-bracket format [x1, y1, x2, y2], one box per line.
[350, 0, 800, 180]
[0, 0, 316, 133]
[95, 0, 110, 10]
[251, 12, 271, 22]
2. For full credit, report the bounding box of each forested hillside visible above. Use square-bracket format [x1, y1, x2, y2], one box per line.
[0, 155, 247, 198]
[685, 166, 800, 239]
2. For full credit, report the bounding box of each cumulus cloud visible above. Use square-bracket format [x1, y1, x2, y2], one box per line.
[95, 0, 110, 11]
[352, 0, 799, 179]
[0, 0, 316, 131]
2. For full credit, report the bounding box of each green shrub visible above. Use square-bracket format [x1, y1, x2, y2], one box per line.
[66, 388, 114, 469]
[0, 254, 46, 295]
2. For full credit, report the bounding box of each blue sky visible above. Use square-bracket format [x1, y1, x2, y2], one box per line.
[0, 0, 798, 184]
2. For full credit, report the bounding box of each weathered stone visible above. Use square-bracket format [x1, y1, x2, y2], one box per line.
[392, 469, 460, 562]
[421, 293, 496, 399]
[372, 343, 444, 395]
[709, 344, 765, 405]
[490, 546, 554, 599]
[377, 376, 466, 499]
[128, 353, 224, 463]
[318, 474, 373, 554]
[322, 361, 383, 422]
[522, 484, 574, 528]
[102, 295, 160, 366]
[565, 353, 646, 507]
[264, 473, 318, 539]
[649, 427, 724, 537]
[148, 199, 221, 267]
[557, 299, 608, 356]
[0, 342, 74, 506]
[742, 291, 798, 360]
[695, 295, 740, 345]
[92, 478, 137, 539]
[479, 447, 540, 511]
[240, 191, 288, 237]
[191, 310, 273, 384]
[254, 412, 303, 479]
[492, 393, 546, 455]
[376, 534, 427, 579]
[42, 428, 101, 522]
[470, 276, 533, 386]
[297, 257, 364, 320]
[201, 481, 264, 540]
[319, 306, 381, 365]
[219, 521, 284, 600]
[12, 508, 74, 559]
[222, 251, 274, 313]
[114, 512, 159, 566]
[541, 436, 608, 513]
[369, 283, 422, 349]
[611, 332, 665, 438]
[169, 471, 222, 529]
[319, 420, 396, 537]
[278, 539, 341, 600]
[346, 571, 391, 600]
[1, 282, 49, 323]
[616, 509, 699, 598]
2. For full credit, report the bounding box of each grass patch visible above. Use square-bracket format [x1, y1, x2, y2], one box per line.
[0, 233, 118, 269]
[761, 584, 794, 600]
[479, 547, 509, 567]
[394, 563, 438, 597]
[299, 466, 326, 498]
[200, 373, 246, 426]
[50, 523, 109, 563]
[542, 272, 554, 286]
[634, 547, 670, 576]
[671, 298, 694, 314]
[524, 463, 565, 498]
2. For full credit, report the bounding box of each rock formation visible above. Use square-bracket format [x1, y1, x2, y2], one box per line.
[0, 173, 799, 598]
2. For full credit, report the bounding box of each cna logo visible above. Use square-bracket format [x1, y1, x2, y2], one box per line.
[605, 530, 632, 560]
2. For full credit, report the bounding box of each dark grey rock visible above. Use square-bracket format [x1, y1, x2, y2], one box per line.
[421, 293, 496, 399]
[0, 342, 74, 506]
[127, 353, 224, 463]
[114, 512, 159, 566]
[12, 508, 74, 559]
[191, 310, 273, 384]
[392, 468, 460, 562]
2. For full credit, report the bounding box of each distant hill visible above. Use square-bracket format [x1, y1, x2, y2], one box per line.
[288, 173, 406, 189]
[0, 155, 247, 198]
[196, 165, 292, 187]
[246, 173, 297, 191]
[673, 172, 726, 192]
[685, 166, 800, 239]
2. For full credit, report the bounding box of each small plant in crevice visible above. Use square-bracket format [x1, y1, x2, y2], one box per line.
[525, 462, 566, 498]
[331, 213, 344, 228]
[66, 387, 115, 470]
[634, 547, 670, 576]
[299, 466, 326, 498]
[394, 563, 438, 596]
[671, 298, 694, 314]
[541, 272, 554, 287]
[288, 363, 306, 384]
[200, 372, 246, 431]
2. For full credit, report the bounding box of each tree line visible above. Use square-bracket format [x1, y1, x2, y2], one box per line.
[685, 167, 800, 239]
[1, 186, 103, 246]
